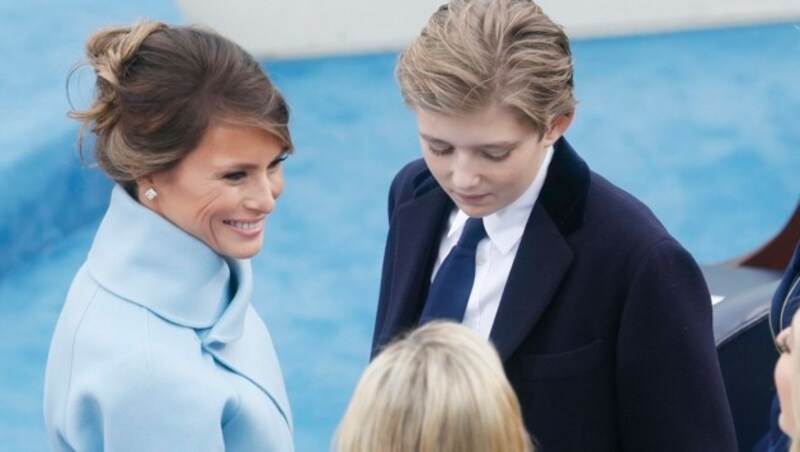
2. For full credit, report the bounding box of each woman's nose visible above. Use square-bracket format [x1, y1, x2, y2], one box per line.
[243, 175, 277, 213]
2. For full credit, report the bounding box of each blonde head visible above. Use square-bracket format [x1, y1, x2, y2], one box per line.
[397, 0, 575, 136]
[335, 321, 533, 452]
[70, 20, 292, 192]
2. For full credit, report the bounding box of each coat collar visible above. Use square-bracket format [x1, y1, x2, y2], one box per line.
[489, 137, 589, 359]
[87, 185, 292, 429]
[537, 137, 590, 236]
[88, 185, 238, 330]
[391, 137, 590, 360]
[377, 186, 452, 346]
[408, 137, 588, 235]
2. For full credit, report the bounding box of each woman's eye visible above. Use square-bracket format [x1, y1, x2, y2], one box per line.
[223, 171, 247, 182]
[268, 152, 289, 171]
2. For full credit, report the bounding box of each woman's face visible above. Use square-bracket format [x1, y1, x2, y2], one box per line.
[416, 104, 572, 218]
[775, 313, 800, 437]
[139, 123, 287, 259]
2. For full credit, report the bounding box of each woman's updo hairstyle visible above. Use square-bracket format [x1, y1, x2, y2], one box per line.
[70, 20, 292, 191]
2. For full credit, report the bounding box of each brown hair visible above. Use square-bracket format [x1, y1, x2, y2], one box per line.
[396, 0, 575, 135]
[70, 20, 292, 190]
[335, 321, 534, 452]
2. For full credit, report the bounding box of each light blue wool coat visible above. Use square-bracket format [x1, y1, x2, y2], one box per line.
[43, 186, 293, 451]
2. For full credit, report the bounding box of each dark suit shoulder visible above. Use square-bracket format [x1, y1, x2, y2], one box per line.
[387, 159, 434, 219]
[579, 171, 688, 270]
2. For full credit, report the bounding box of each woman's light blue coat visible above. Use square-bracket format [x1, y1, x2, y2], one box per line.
[44, 186, 294, 451]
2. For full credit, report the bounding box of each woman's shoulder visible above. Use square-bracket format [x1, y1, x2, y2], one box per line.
[47, 271, 237, 448]
[52, 336, 235, 450]
[56, 276, 223, 390]
[61, 295, 232, 412]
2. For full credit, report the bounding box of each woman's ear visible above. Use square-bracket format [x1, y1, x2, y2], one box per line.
[542, 111, 575, 146]
[135, 175, 158, 203]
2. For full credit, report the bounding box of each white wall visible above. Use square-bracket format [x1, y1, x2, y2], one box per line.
[176, 0, 800, 58]
[542, 0, 800, 37]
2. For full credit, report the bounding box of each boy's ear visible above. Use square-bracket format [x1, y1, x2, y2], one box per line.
[542, 111, 575, 146]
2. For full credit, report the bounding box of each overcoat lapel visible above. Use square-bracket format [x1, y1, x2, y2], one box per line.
[202, 260, 293, 432]
[489, 137, 588, 360]
[204, 310, 293, 432]
[489, 204, 573, 360]
[380, 186, 452, 342]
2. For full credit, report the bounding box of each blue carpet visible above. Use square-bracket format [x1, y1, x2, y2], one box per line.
[1, 2, 799, 451]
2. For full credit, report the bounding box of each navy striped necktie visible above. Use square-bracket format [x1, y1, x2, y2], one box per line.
[420, 217, 487, 323]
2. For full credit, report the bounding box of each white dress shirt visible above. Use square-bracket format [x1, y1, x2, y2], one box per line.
[430, 146, 554, 339]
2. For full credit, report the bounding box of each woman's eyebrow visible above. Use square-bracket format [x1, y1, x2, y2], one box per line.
[215, 162, 259, 172]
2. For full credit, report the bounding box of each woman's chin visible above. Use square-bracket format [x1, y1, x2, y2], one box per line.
[213, 239, 264, 260]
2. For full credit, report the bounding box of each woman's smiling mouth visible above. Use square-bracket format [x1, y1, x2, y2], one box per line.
[223, 219, 264, 237]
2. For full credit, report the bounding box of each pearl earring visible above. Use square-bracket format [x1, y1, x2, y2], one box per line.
[144, 188, 158, 200]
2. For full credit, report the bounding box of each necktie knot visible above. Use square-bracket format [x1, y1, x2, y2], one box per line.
[457, 218, 486, 250]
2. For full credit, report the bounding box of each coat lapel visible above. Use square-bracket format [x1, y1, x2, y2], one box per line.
[489, 204, 573, 360]
[490, 137, 589, 360]
[202, 260, 293, 432]
[380, 186, 452, 343]
[203, 309, 293, 432]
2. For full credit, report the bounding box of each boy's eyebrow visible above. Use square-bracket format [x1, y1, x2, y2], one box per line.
[419, 133, 518, 150]
[419, 133, 447, 143]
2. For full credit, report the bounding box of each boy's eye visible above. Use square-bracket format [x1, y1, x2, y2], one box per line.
[224, 171, 246, 181]
[483, 150, 512, 161]
[428, 144, 453, 155]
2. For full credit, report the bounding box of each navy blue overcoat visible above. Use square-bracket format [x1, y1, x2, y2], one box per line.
[372, 138, 737, 451]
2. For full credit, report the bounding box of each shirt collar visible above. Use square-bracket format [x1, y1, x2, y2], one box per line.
[447, 145, 554, 254]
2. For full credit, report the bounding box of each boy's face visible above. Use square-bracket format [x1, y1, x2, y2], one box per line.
[416, 104, 571, 218]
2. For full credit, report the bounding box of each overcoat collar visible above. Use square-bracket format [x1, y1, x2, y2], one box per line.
[380, 183, 452, 343]
[87, 186, 292, 430]
[390, 137, 590, 360]
[88, 185, 235, 330]
[489, 137, 589, 359]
